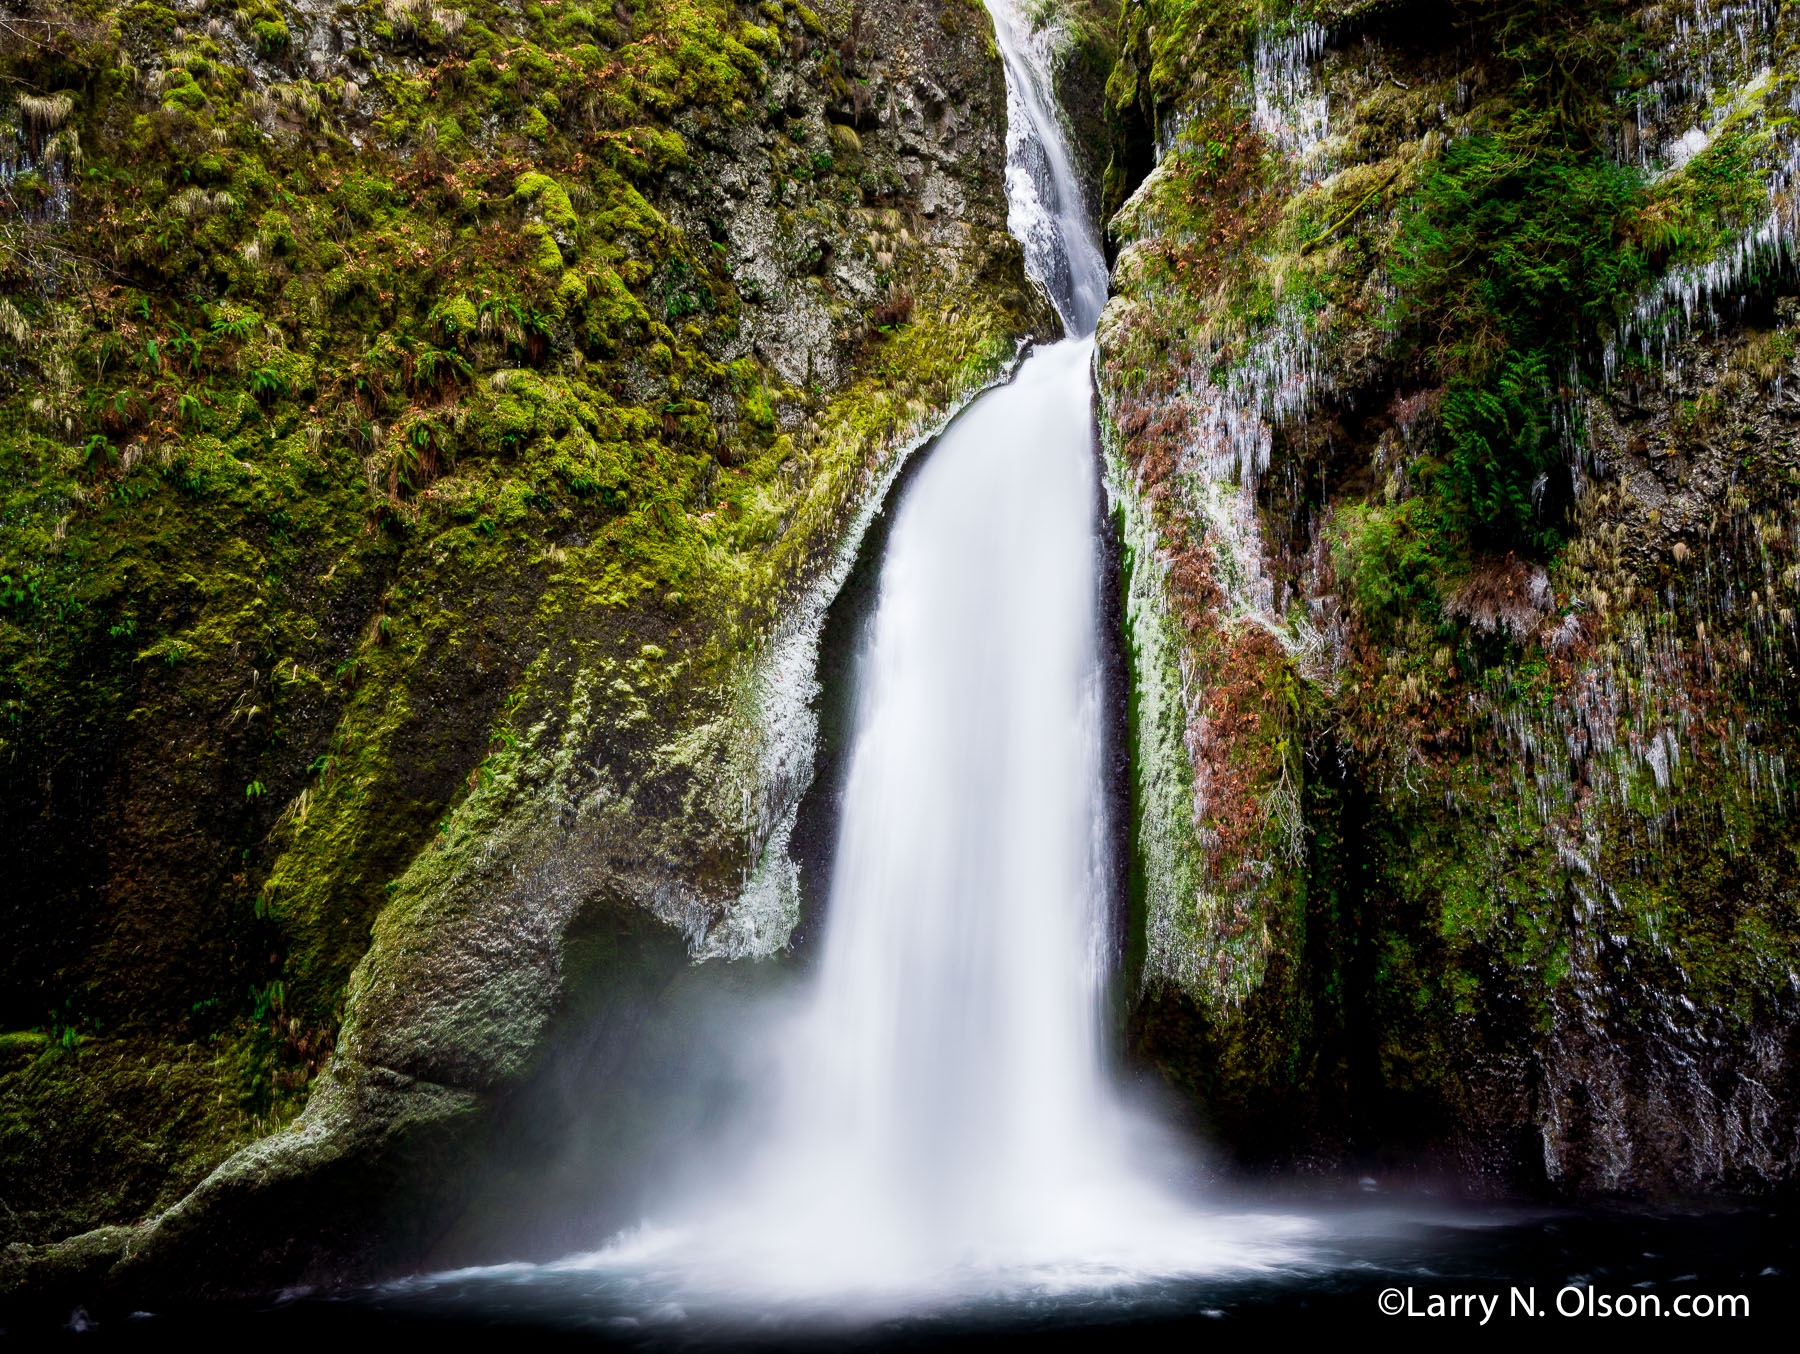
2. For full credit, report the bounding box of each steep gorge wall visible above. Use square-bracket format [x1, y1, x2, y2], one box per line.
[1098, 0, 1800, 1193]
[0, 0, 1053, 1297]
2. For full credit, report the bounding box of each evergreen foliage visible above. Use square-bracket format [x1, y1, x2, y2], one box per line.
[1388, 14, 1646, 548]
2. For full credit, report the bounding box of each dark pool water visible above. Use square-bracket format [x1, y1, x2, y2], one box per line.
[29, 1197, 1798, 1347]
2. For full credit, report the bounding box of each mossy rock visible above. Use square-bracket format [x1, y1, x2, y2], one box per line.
[829, 123, 863, 163]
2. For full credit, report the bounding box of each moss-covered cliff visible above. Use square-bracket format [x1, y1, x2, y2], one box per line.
[1098, 0, 1800, 1192]
[0, 0, 1054, 1297]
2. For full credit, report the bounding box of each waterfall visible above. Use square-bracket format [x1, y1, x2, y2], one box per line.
[764, 0, 1119, 1238]
[742, 330, 1122, 1281]
[397, 2, 1316, 1322]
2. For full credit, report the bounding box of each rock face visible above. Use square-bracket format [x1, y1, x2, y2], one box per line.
[0, 0, 1052, 1302]
[1097, 0, 1800, 1194]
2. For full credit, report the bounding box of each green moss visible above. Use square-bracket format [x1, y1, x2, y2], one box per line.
[828, 122, 862, 162]
[515, 172, 578, 235]
[431, 295, 481, 343]
[1639, 105, 1778, 273]
[251, 18, 289, 54]
[160, 69, 207, 112]
[1330, 498, 1447, 632]
[557, 271, 589, 308]
[0, 1028, 302, 1245]
[521, 220, 565, 273]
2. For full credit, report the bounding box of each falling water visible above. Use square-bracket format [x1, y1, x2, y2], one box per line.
[786, 5, 1127, 1268]
[988, 0, 1109, 335]
[390, 0, 1319, 1326]
[755, 334, 1124, 1267]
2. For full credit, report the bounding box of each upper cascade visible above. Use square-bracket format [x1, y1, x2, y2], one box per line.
[986, 1, 1110, 336]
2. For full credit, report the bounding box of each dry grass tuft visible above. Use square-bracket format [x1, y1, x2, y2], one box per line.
[1444, 556, 1552, 640]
